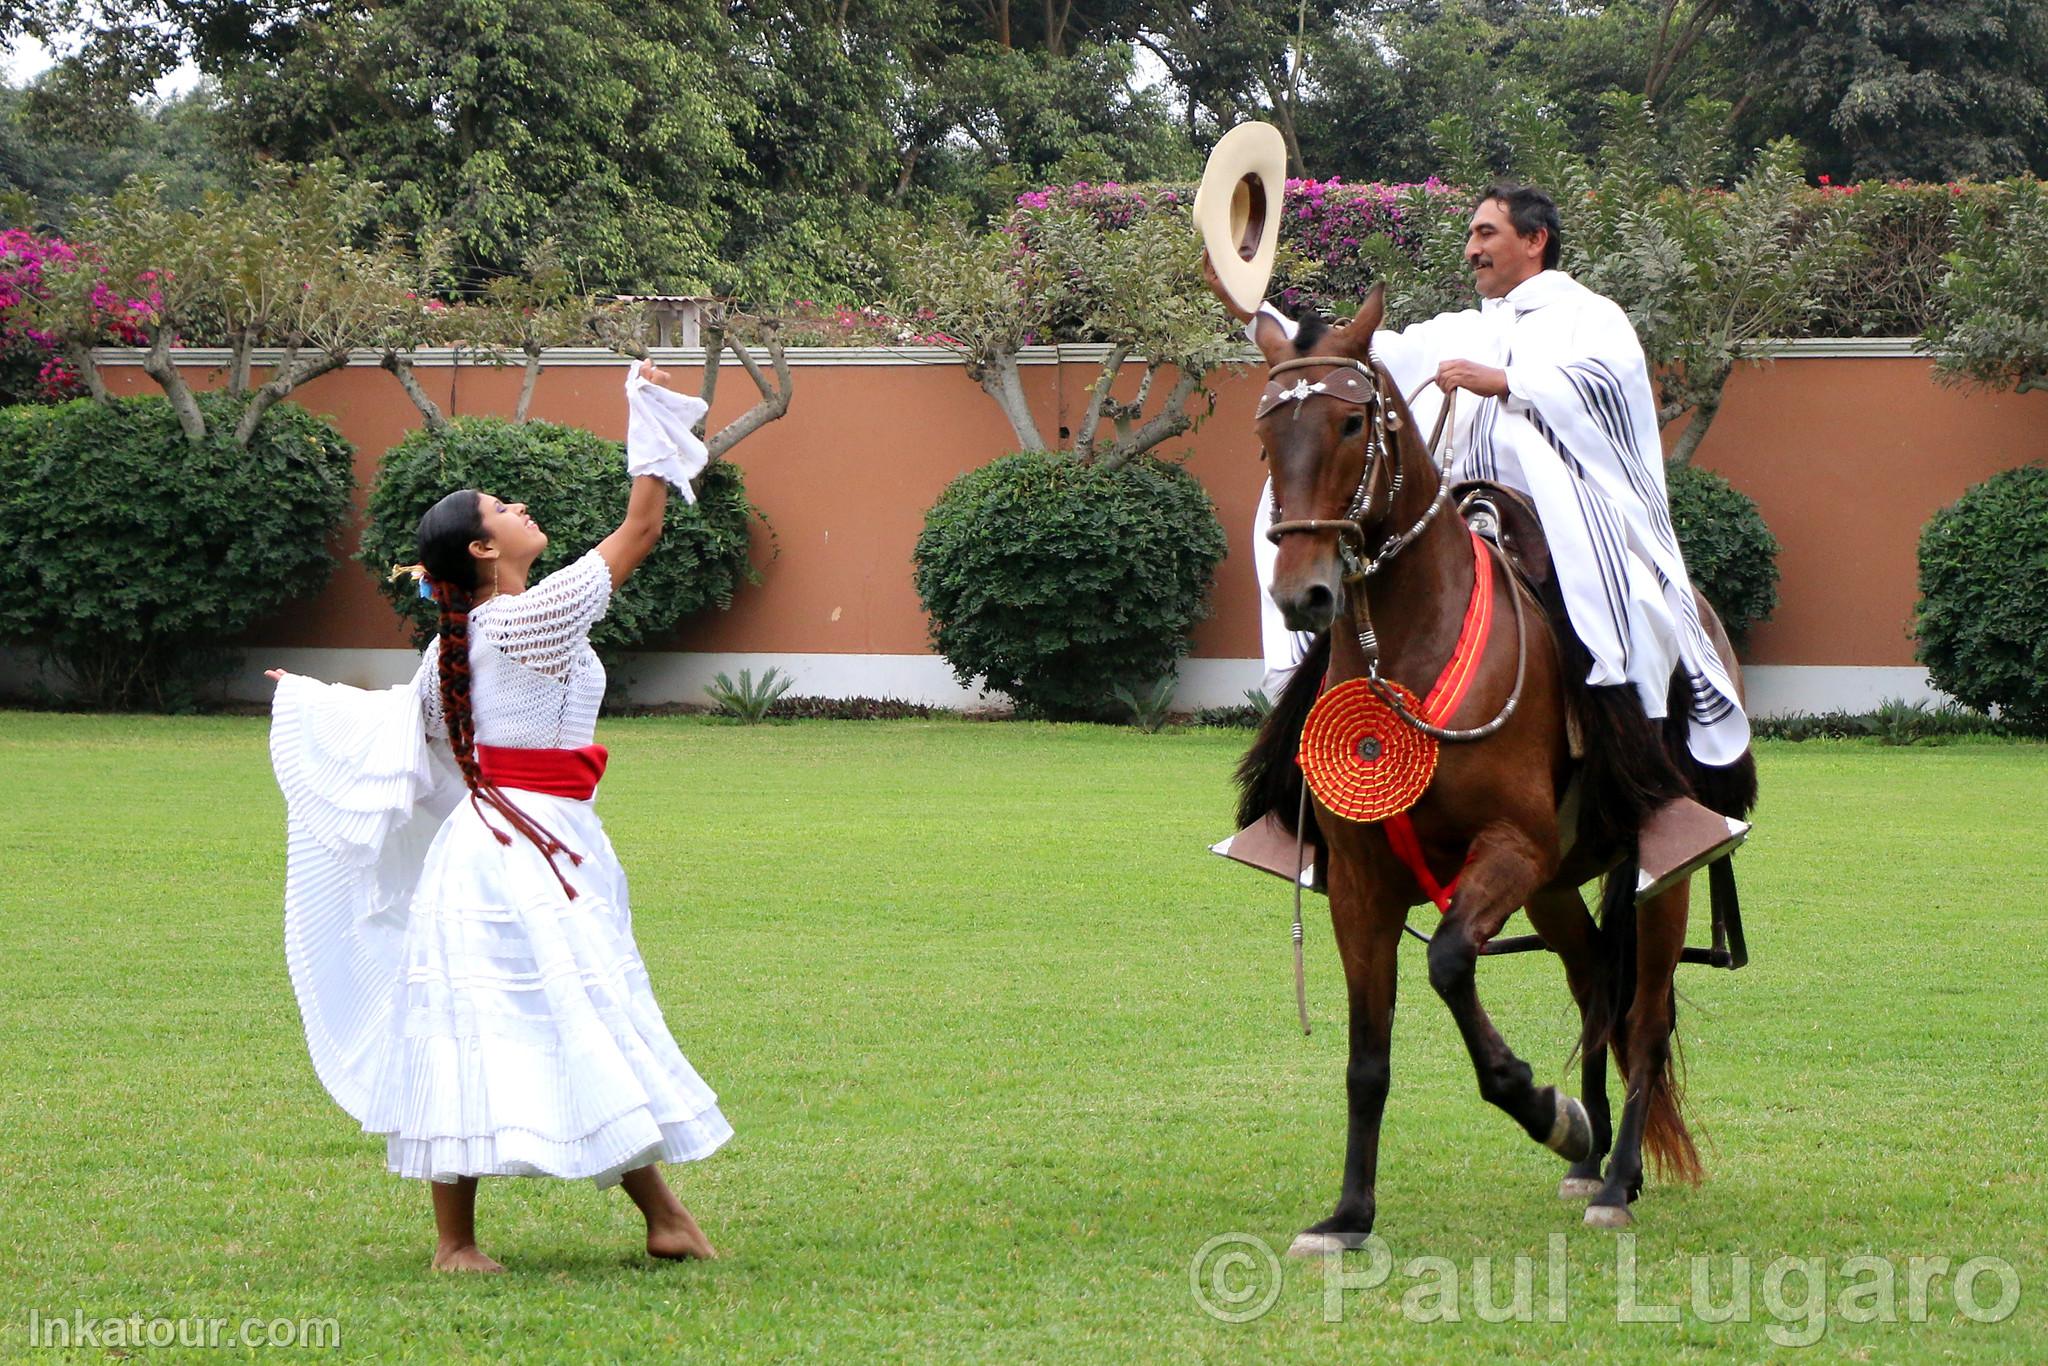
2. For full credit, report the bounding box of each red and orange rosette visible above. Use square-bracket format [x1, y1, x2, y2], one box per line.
[1297, 678, 1440, 823]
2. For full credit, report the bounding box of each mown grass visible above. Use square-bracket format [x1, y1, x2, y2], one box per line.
[0, 714, 2042, 1363]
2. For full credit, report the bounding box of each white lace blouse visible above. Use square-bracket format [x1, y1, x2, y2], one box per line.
[416, 548, 613, 750]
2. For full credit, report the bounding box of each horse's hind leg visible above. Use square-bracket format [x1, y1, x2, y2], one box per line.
[1426, 823, 1595, 1165]
[1525, 886, 1613, 1199]
[1586, 880, 1702, 1229]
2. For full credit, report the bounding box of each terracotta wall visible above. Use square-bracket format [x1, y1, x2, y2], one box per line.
[103, 351, 2047, 666]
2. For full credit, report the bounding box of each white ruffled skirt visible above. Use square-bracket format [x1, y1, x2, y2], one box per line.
[272, 675, 732, 1186]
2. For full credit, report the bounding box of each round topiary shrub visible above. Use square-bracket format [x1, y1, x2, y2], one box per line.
[1666, 464, 1780, 644]
[359, 416, 758, 658]
[913, 450, 1228, 720]
[0, 393, 355, 709]
[1914, 464, 2048, 732]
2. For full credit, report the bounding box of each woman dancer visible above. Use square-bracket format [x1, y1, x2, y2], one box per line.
[269, 361, 729, 1271]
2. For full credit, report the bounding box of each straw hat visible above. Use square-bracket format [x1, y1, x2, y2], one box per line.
[1193, 122, 1287, 316]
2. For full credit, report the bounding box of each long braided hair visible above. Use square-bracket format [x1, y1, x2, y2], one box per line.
[416, 489, 585, 898]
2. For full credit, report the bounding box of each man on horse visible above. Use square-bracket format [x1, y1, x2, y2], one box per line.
[1230, 183, 1749, 770]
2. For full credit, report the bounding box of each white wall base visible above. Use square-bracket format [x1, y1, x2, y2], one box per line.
[0, 647, 1950, 718]
[1738, 665, 1945, 717]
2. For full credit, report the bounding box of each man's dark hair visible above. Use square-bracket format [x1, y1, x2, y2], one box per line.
[1482, 182, 1562, 270]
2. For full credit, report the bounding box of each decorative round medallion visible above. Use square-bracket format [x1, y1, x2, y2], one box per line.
[1298, 678, 1440, 823]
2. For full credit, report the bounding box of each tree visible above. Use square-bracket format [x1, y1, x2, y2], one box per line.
[1729, 0, 2048, 181]
[19, 167, 425, 446]
[895, 188, 1237, 468]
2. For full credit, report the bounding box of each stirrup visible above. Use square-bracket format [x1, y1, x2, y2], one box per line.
[1635, 795, 1749, 903]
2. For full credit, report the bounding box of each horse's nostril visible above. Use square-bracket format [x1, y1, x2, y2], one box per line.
[1301, 583, 1335, 622]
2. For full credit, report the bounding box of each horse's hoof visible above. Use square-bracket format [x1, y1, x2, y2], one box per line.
[1288, 1231, 1366, 1258]
[1543, 1090, 1594, 1163]
[1557, 1176, 1603, 1201]
[1584, 1202, 1634, 1230]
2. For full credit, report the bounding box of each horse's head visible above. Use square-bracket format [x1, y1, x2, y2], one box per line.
[1246, 286, 1420, 633]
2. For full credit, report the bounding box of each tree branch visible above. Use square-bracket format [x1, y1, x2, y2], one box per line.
[1073, 344, 1128, 459]
[1105, 368, 1201, 471]
[382, 349, 447, 431]
[234, 348, 350, 447]
[64, 340, 109, 403]
[704, 331, 795, 462]
[229, 326, 256, 397]
[139, 330, 207, 444]
[697, 318, 725, 439]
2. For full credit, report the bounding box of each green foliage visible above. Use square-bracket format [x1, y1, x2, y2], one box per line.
[359, 417, 757, 659]
[0, 393, 354, 708]
[1112, 674, 1178, 732]
[912, 451, 1227, 720]
[1804, 181, 1980, 338]
[1730, 0, 2048, 182]
[1914, 465, 2048, 732]
[707, 667, 795, 724]
[1667, 464, 1781, 644]
[1927, 177, 2048, 395]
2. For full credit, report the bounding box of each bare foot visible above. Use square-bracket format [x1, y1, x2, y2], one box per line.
[431, 1243, 506, 1273]
[645, 1206, 716, 1261]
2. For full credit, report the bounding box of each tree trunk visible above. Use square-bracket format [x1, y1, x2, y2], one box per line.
[976, 351, 1047, 452]
[514, 343, 543, 423]
[382, 350, 448, 431]
[140, 331, 208, 444]
[234, 349, 351, 447]
[65, 340, 109, 403]
[1665, 391, 1722, 469]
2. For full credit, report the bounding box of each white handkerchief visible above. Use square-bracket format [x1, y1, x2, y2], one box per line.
[624, 359, 712, 502]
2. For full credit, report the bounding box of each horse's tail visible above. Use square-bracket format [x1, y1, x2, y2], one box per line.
[1593, 856, 1705, 1186]
[1235, 632, 1331, 841]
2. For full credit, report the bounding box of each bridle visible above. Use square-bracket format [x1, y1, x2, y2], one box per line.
[1258, 354, 1459, 584]
[1256, 352, 1528, 747]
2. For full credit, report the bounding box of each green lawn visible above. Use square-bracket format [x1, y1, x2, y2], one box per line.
[1, 713, 2042, 1363]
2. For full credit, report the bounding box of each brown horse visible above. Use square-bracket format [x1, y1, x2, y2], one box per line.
[1232, 287, 1758, 1248]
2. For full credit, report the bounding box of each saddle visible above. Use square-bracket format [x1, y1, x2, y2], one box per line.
[1453, 479, 1565, 636]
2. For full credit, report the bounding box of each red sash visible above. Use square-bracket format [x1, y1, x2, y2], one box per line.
[475, 744, 609, 800]
[1382, 531, 1496, 913]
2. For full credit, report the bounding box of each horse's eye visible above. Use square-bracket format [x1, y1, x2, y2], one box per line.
[1342, 413, 1366, 439]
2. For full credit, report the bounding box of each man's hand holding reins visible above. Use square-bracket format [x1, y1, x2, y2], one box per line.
[1434, 359, 1508, 398]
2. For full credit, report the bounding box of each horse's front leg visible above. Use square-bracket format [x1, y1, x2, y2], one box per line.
[1289, 863, 1405, 1258]
[1428, 821, 1595, 1163]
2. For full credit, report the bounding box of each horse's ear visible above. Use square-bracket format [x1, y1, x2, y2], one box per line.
[1251, 309, 1295, 368]
[1339, 285, 1386, 350]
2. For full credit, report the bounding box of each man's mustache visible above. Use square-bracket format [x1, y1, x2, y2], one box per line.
[1468, 255, 1494, 271]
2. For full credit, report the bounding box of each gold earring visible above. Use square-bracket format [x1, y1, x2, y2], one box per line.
[491, 558, 500, 597]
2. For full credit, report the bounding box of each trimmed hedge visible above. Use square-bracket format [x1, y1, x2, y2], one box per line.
[0, 393, 355, 708]
[913, 451, 1227, 720]
[359, 416, 758, 659]
[1667, 465, 1780, 645]
[1915, 465, 2048, 732]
